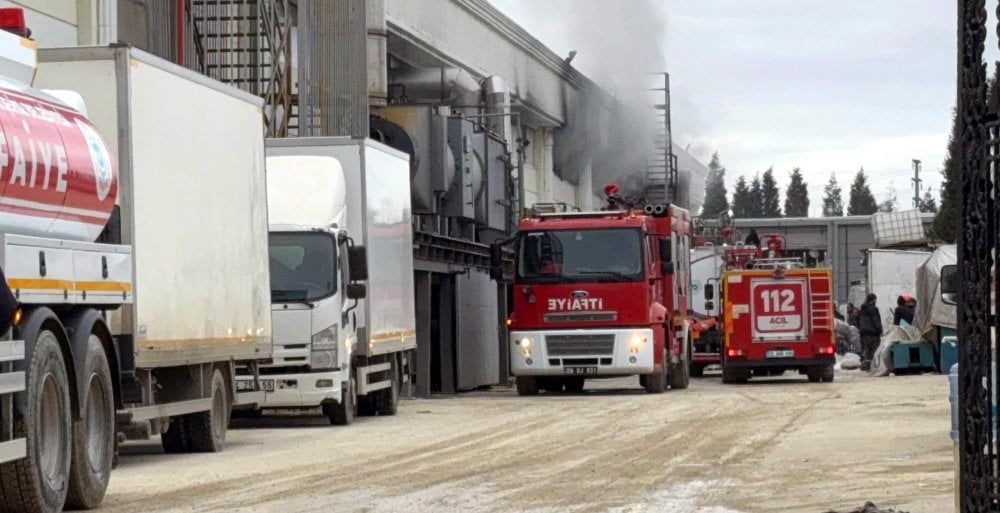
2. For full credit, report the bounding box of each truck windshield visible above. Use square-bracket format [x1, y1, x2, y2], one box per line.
[269, 232, 337, 302]
[517, 229, 643, 283]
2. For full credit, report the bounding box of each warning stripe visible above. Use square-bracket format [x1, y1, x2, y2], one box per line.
[9, 278, 132, 293]
[0, 197, 109, 225]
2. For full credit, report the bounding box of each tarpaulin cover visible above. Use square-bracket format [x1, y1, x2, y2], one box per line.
[914, 245, 957, 342]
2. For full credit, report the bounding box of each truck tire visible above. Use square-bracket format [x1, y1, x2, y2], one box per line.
[66, 333, 114, 510]
[515, 376, 539, 396]
[722, 366, 749, 384]
[668, 357, 690, 390]
[376, 358, 399, 416]
[690, 364, 705, 378]
[0, 326, 72, 513]
[821, 364, 835, 383]
[806, 367, 823, 383]
[564, 378, 585, 393]
[643, 349, 667, 393]
[186, 370, 229, 453]
[326, 375, 355, 426]
[160, 417, 189, 454]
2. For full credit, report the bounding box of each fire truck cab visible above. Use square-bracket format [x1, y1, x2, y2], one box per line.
[715, 235, 836, 383]
[494, 194, 693, 395]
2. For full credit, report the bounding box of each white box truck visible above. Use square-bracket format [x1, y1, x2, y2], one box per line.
[865, 249, 932, 326]
[0, 35, 271, 512]
[238, 137, 415, 424]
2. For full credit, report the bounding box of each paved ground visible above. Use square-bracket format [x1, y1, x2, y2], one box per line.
[101, 368, 954, 513]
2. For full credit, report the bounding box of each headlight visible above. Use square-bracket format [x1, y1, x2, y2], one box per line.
[312, 325, 338, 351]
[516, 337, 532, 357]
[310, 350, 336, 370]
[629, 334, 647, 355]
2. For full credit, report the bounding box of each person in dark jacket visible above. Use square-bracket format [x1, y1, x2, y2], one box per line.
[0, 266, 17, 337]
[893, 294, 916, 326]
[744, 229, 761, 248]
[846, 302, 860, 328]
[857, 293, 882, 371]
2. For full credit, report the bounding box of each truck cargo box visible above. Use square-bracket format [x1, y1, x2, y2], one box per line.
[35, 46, 272, 367]
[266, 137, 416, 357]
[865, 249, 932, 327]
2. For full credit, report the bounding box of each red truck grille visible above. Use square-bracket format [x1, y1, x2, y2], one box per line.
[546, 334, 615, 356]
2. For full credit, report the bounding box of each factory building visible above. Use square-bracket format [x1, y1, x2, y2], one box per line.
[10, 0, 708, 394]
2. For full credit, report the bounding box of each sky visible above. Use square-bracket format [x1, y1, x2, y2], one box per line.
[488, 0, 957, 215]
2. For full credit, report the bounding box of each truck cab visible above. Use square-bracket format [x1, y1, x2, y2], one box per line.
[496, 200, 693, 395]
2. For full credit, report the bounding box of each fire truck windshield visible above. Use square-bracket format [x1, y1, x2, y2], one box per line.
[269, 232, 338, 303]
[517, 228, 643, 283]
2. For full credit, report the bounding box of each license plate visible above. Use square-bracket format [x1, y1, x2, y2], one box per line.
[766, 349, 794, 359]
[563, 366, 598, 375]
[236, 379, 274, 392]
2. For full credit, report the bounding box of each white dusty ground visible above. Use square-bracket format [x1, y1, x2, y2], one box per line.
[102, 369, 953, 513]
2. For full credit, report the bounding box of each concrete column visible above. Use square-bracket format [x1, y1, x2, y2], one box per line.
[414, 271, 432, 397]
[542, 129, 554, 202]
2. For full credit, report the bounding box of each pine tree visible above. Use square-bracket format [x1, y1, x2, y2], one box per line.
[822, 173, 844, 217]
[919, 190, 938, 213]
[847, 168, 878, 215]
[784, 168, 810, 217]
[748, 173, 764, 218]
[731, 175, 753, 218]
[932, 110, 959, 242]
[700, 152, 730, 219]
[761, 167, 782, 217]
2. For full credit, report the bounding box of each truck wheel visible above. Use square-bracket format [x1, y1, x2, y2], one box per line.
[160, 417, 189, 454]
[722, 366, 748, 384]
[186, 370, 230, 453]
[0, 326, 72, 513]
[327, 375, 356, 426]
[668, 357, 690, 390]
[821, 365, 835, 383]
[806, 367, 823, 383]
[564, 378, 585, 393]
[690, 364, 705, 378]
[643, 350, 667, 394]
[515, 376, 539, 396]
[66, 334, 114, 510]
[376, 358, 399, 416]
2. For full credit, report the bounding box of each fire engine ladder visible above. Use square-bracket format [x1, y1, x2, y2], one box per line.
[187, 0, 293, 137]
[645, 72, 677, 206]
[807, 274, 833, 331]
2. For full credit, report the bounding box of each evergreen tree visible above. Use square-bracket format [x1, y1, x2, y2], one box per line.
[731, 175, 754, 218]
[700, 152, 730, 219]
[932, 110, 959, 242]
[783, 167, 810, 217]
[822, 173, 844, 217]
[847, 168, 878, 215]
[761, 167, 782, 217]
[748, 173, 764, 218]
[919, 190, 938, 214]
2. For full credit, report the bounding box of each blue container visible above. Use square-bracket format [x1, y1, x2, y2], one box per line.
[891, 341, 936, 371]
[940, 336, 958, 373]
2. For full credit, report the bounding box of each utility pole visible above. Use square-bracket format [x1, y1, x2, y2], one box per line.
[911, 159, 922, 209]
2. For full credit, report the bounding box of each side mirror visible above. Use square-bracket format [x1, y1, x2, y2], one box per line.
[940, 264, 958, 306]
[346, 283, 367, 300]
[489, 242, 504, 281]
[659, 237, 674, 275]
[348, 246, 368, 282]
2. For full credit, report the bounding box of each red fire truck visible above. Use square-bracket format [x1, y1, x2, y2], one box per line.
[491, 188, 693, 395]
[715, 235, 836, 383]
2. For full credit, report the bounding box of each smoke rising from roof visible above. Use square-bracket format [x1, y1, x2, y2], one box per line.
[549, 0, 669, 200]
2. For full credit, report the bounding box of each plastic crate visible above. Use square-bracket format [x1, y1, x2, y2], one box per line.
[871, 210, 926, 247]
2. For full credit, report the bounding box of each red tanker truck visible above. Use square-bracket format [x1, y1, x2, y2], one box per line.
[0, 11, 272, 512]
[491, 186, 694, 394]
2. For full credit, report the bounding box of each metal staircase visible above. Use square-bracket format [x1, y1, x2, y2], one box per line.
[645, 72, 677, 206]
[186, 0, 293, 137]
